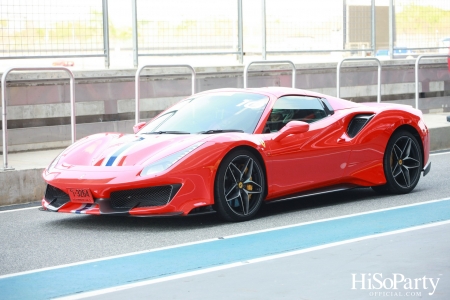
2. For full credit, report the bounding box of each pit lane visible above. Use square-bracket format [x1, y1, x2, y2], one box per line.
[1, 151, 450, 299]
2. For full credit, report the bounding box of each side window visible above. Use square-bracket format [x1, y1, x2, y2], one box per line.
[265, 96, 328, 133]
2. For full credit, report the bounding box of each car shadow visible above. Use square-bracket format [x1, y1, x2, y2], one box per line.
[47, 187, 382, 231]
[258, 187, 378, 218]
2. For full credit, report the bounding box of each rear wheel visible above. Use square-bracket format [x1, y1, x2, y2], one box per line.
[372, 130, 422, 194]
[214, 150, 266, 222]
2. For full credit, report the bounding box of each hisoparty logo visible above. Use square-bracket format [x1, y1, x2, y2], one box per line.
[351, 273, 440, 296]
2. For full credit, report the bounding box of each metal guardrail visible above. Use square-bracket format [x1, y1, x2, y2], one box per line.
[337, 58, 382, 103]
[1, 67, 76, 171]
[134, 64, 196, 124]
[415, 54, 450, 110]
[243, 60, 296, 88]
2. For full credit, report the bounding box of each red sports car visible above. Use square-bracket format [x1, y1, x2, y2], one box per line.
[42, 87, 430, 221]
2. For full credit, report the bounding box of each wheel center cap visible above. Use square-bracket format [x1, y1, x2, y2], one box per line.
[399, 159, 403, 165]
[238, 182, 243, 189]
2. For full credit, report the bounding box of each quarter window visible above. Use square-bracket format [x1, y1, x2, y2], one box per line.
[265, 96, 328, 133]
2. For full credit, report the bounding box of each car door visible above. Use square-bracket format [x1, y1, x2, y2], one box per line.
[262, 96, 352, 199]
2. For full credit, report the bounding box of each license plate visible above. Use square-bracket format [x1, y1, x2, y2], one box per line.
[68, 188, 94, 204]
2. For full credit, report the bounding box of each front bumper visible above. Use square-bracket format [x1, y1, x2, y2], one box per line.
[42, 164, 215, 216]
[42, 183, 185, 216]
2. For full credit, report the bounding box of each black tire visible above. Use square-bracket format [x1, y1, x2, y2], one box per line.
[372, 130, 422, 194]
[214, 149, 266, 222]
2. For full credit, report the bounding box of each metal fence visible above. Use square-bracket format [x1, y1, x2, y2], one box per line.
[0, 0, 109, 67]
[131, 0, 243, 67]
[0, 0, 449, 67]
[264, 0, 374, 57]
[395, 0, 450, 52]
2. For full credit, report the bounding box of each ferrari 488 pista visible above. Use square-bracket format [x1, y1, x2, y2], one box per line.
[42, 87, 430, 221]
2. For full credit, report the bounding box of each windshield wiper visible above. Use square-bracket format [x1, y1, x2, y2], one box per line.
[199, 129, 245, 134]
[143, 131, 191, 134]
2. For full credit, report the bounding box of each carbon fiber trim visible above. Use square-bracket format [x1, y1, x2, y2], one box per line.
[347, 114, 374, 138]
[109, 184, 181, 209]
[44, 184, 70, 208]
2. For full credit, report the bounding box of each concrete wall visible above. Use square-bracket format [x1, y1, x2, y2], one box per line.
[1, 124, 449, 206]
[1, 59, 450, 152]
[0, 169, 45, 206]
[1, 60, 449, 206]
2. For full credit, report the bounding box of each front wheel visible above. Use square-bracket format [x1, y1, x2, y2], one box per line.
[372, 130, 422, 194]
[214, 149, 266, 222]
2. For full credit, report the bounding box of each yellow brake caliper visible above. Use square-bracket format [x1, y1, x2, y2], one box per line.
[245, 167, 253, 199]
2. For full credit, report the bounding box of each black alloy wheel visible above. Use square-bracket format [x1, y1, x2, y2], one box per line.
[372, 130, 422, 194]
[215, 149, 266, 222]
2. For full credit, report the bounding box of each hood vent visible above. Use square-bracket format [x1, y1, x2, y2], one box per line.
[347, 114, 374, 138]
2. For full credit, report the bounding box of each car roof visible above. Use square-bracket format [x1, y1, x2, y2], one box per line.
[197, 86, 330, 98]
[196, 87, 361, 111]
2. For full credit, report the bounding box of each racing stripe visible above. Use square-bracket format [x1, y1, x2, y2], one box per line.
[104, 137, 145, 166]
[117, 156, 127, 166]
[71, 204, 94, 214]
[94, 158, 104, 166]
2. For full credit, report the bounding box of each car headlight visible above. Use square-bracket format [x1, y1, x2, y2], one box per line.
[140, 142, 205, 176]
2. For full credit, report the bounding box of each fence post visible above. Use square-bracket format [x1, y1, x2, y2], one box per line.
[237, 0, 244, 64]
[102, 0, 110, 69]
[131, 0, 139, 68]
[261, 0, 266, 60]
[371, 0, 376, 55]
[343, 0, 347, 50]
[388, 0, 394, 60]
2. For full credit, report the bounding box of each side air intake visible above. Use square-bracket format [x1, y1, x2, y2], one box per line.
[347, 114, 374, 138]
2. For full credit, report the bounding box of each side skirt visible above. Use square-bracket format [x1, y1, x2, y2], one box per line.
[265, 184, 358, 204]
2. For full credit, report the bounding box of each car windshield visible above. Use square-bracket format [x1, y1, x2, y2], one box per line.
[139, 92, 270, 134]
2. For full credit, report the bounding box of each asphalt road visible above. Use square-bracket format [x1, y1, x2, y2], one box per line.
[84, 223, 450, 300]
[0, 151, 449, 278]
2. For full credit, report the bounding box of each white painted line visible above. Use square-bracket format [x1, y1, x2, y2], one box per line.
[0, 206, 39, 214]
[0, 236, 221, 280]
[430, 150, 450, 157]
[55, 219, 450, 300]
[1, 196, 449, 280]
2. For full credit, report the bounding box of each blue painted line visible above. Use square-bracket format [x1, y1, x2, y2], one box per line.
[1, 199, 450, 300]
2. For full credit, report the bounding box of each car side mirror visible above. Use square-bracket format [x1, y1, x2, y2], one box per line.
[273, 121, 309, 142]
[133, 122, 146, 134]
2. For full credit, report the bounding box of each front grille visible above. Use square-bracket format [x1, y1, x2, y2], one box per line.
[109, 184, 181, 209]
[44, 184, 70, 208]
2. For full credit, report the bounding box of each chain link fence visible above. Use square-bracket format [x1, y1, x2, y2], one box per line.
[0, 0, 449, 67]
[131, 0, 242, 66]
[265, 1, 354, 53]
[395, 0, 450, 52]
[0, 0, 109, 66]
